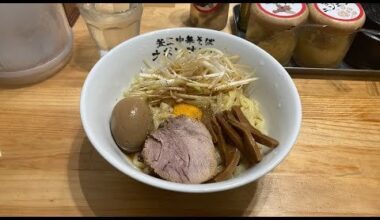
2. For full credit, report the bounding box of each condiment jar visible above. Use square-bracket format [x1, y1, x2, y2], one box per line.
[293, 3, 366, 68]
[190, 3, 229, 31]
[245, 3, 309, 66]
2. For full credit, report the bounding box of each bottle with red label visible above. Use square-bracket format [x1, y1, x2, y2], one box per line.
[293, 3, 366, 68]
[189, 3, 229, 30]
[245, 3, 309, 66]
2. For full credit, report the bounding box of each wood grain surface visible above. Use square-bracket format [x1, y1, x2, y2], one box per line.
[0, 3, 379, 216]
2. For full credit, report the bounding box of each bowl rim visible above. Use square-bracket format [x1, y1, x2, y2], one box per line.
[80, 27, 302, 193]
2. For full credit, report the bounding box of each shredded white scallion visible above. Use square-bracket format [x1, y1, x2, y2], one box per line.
[124, 47, 257, 107]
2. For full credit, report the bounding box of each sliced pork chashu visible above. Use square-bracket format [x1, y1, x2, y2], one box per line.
[142, 116, 218, 184]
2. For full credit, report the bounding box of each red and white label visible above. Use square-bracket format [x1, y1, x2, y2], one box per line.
[193, 3, 221, 13]
[257, 3, 307, 18]
[314, 3, 364, 22]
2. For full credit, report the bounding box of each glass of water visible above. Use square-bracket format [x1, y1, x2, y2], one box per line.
[78, 3, 143, 57]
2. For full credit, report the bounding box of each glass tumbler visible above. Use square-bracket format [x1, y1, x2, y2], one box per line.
[78, 3, 143, 57]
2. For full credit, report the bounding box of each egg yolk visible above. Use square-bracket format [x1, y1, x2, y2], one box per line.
[173, 103, 203, 120]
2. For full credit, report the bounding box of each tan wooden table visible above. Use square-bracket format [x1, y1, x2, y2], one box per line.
[0, 4, 379, 216]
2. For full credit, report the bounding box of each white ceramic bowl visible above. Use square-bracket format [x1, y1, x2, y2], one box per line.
[80, 28, 302, 193]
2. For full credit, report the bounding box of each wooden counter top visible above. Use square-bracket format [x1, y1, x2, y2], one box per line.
[0, 3, 379, 216]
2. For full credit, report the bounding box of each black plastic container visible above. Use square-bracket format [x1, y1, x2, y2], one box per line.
[345, 3, 380, 70]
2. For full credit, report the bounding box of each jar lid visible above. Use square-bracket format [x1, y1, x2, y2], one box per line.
[309, 3, 366, 33]
[251, 3, 309, 29]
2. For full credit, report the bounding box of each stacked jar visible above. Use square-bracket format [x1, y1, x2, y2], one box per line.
[190, 3, 229, 31]
[293, 3, 366, 68]
[245, 3, 309, 66]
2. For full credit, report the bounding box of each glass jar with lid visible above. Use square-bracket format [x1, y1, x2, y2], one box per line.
[293, 3, 366, 68]
[189, 3, 229, 31]
[245, 3, 309, 66]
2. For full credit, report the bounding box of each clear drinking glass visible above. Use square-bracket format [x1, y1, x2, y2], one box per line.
[78, 3, 143, 57]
